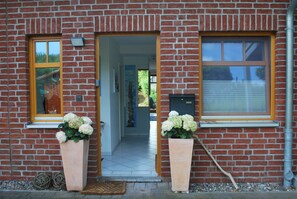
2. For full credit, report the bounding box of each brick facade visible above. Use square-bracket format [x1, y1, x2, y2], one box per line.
[0, 0, 296, 183]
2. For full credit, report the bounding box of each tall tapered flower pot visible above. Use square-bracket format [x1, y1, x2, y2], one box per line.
[169, 138, 194, 193]
[60, 140, 89, 191]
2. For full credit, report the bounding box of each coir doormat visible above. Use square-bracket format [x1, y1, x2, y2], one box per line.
[81, 181, 126, 195]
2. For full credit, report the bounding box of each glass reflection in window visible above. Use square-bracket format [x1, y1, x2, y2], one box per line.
[36, 68, 61, 114]
[35, 42, 46, 63]
[224, 42, 243, 61]
[48, 41, 60, 62]
[203, 66, 266, 114]
[246, 41, 264, 61]
[202, 42, 221, 61]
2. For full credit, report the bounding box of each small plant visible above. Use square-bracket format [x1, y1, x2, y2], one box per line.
[161, 111, 197, 139]
[56, 113, 94, 143]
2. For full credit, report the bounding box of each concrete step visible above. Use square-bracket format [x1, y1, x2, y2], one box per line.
[97, 176, 162, 182]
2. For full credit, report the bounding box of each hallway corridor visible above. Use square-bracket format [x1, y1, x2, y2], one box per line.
[102, 121, 157, 177]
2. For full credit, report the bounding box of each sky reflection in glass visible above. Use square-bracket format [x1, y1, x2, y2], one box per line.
[202, 42, 221, 61]
[35, 42, 46, 63]
[224, 42, 243, 61]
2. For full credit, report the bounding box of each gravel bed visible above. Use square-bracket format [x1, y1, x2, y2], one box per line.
[1, 180, 296, 193]
[0, 181, 35, 191]
[190, 183, 296, 193]
[0, 180, 64, 191]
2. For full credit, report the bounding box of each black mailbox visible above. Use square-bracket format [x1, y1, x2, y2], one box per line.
[169, 94, 195, 116]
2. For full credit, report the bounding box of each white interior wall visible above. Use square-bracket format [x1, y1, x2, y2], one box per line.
[100, 37, 121, 155]
[109, 38, 121, 153]
[100, 37, 112, 155]
[120, 66, 125, 138]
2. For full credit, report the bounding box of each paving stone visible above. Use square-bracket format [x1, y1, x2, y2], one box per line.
[100, 195, 112, 199]
[144, 182, 157, 190]
[82, 194, 103, 199]
[156, 182, 170, 189]
[126, 183, 135, 189]
[110, 195, 123, 199]
[133, 182, 146, 190]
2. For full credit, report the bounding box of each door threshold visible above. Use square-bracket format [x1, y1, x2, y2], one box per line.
[97, 176, 162, 182]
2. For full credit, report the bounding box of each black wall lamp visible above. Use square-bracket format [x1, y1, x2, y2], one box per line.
[70, 37, 85, 47]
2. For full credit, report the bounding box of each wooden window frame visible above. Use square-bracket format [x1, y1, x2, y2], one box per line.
[199, 32, 275, 121]
[29, 36, 63, 122]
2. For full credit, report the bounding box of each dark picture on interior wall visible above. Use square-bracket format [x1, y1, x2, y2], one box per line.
[125, 65, 137, 127]
[113, 68, 119, 93]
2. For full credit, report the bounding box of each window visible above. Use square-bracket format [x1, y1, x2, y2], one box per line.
[200, 35, 274, 120]
[150, 75, 157, 110]
[30, 37, 63, 122]
[138, 69, 149, 107]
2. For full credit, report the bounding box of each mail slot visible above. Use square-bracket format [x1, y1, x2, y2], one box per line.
[169, 94, 195, 116]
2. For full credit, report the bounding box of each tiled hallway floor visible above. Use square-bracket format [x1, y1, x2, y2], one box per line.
[102, 121, 157, 177]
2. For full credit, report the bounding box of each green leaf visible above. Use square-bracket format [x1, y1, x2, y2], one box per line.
[65, 129, 74, 138]
[58, 123, 64, 129]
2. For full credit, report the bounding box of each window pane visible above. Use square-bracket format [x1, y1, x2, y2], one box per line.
[35, 42, 46, 63]
[246, 41, 264, 61]
[150, 75, 157, 110]
[224, 42, 243, 61]
[36, 68, 61, 114]
[202, 42, 221, 61]
[150, 75, 157, 83]
[48, 41, 60, 62]
[138, 70, 149, 107]
[203, 66, 267, 114]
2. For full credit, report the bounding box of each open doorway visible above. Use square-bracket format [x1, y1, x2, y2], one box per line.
[97, 34, 158, 177]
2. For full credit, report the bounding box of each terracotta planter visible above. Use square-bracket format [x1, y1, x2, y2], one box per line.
[168, 138, 194, 193]
[60, 140, 89, 191]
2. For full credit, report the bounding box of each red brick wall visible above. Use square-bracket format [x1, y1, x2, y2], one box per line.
[0, 0, 296, 183]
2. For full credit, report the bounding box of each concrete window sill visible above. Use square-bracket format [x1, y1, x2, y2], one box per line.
[199, 121, 279, 128]
[25, 122, 61, 129]
[26, 122, 104, 129]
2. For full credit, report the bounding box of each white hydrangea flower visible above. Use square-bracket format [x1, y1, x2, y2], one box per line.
[183, 120, 197, 132]
[168, 116, 182, 128]
[181, 114, 194, 122]
[68, 116, 83, 129]
[56, 131, 67, 143]
[82, 116, 93, 125]
[63, 113, 77, 122]
[161, 120, 174, 132]
[79, 124, 94, 135]
[169, 110, 179, 117]
[189, 121, 198, 132]
[182, 120, 191, 131]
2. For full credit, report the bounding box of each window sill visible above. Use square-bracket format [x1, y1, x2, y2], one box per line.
[26, 122, 61, 129]
[199, 121, 279, 128]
